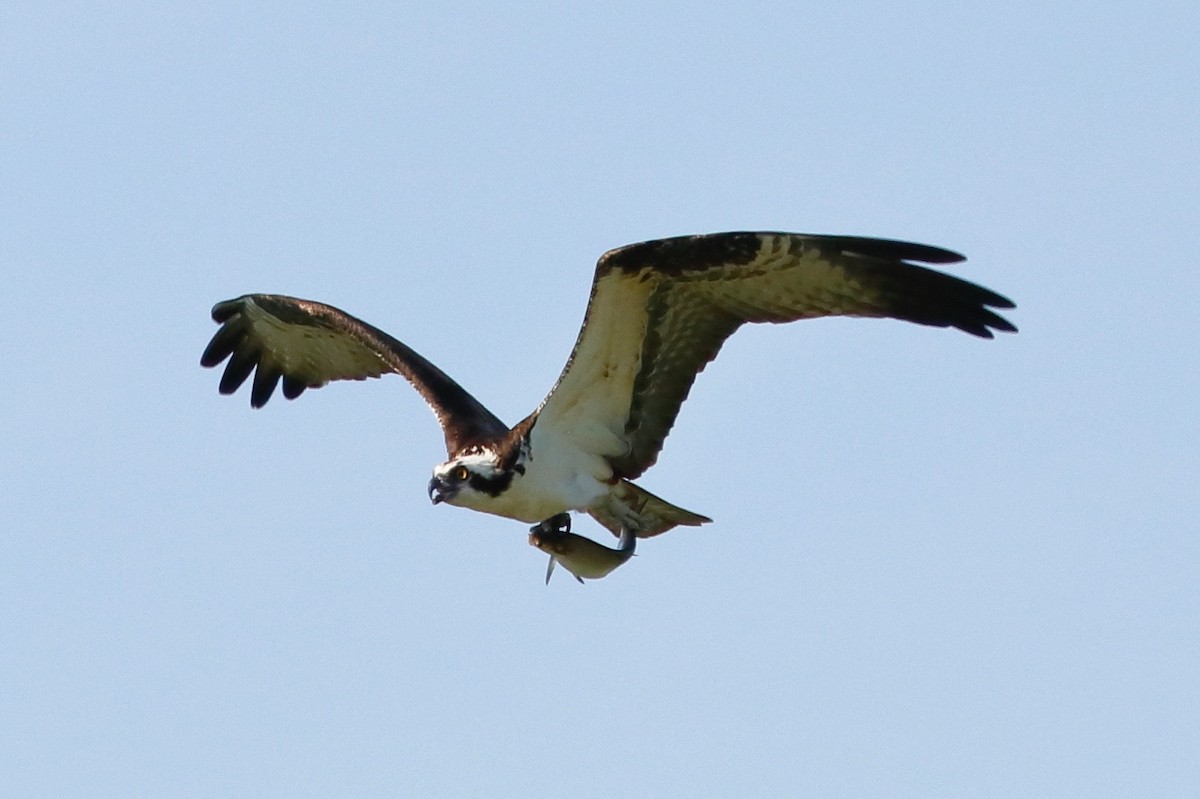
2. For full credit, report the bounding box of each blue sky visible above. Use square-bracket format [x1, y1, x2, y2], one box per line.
[2, 2, 1197, 796]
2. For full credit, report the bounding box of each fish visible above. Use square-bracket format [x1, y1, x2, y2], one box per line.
[528, 523, 636, 584]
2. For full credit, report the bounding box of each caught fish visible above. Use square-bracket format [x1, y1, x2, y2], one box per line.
[528, 523, 636, 584]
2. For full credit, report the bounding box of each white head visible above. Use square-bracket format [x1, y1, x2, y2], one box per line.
[427, 448, 516, 511]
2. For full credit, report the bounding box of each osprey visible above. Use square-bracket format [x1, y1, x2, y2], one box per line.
[200, 232, 1016, 582]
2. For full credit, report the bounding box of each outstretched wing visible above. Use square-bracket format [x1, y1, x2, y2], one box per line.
[200, 294, 507, 454]
[536, 232, 1016, 480]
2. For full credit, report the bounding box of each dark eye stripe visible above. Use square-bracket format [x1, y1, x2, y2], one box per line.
[467, 470, 516, 497]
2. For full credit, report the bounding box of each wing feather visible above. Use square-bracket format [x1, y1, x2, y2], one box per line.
[538, 232, 1016, 479]
[200, 294, 506, 454]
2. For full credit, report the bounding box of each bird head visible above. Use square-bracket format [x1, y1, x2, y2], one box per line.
[428, 448, 514, 509]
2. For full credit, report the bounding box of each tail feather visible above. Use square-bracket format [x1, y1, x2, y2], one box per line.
[587, 479, 711, 538]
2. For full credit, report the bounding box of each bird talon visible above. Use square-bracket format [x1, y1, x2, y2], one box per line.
[529, 512, 571, 537]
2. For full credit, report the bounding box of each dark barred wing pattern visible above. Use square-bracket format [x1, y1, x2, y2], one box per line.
[547, 232, 1017, 480]
[200, 294, 507, 455]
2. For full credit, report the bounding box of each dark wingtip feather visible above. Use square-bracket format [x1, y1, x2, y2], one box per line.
[830, 236, 965, 265]
[958, 322, 995, 338]
[950, 304, 1018, 338]
[199, 324, 241, 368]
[872, 259, 1018, 339]
[281, 376, 308, 400]
[218, 349, 258, 395]
[985, 312, 1018, 334]
[210, 298, 247, 323]
[251, 365, 281, 408]
[974, 287, 1017, 311]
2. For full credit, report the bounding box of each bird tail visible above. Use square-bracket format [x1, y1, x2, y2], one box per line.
[587, 479, 711, 539]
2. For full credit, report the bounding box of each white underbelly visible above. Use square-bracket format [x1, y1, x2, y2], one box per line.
[484, 472, 607, 523]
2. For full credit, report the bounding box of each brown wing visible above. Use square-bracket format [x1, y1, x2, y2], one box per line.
[535, 232, 1016, 479]
[200, 294, 507, 455]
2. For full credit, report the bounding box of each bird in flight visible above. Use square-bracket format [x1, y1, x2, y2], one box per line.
[201, 232, 1016, 582]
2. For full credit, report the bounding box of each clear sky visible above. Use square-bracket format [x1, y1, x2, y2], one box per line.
[3, 2, 1197, 796]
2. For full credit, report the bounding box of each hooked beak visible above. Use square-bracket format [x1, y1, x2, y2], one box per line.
[428, 475, 450, 505]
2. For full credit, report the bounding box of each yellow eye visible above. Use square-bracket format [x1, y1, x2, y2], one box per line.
[453, 465, 470, 482]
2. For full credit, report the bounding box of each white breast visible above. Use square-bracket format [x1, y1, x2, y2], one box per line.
[474, 425, 613, 523]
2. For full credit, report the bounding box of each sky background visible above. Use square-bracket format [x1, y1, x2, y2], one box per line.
[3, 1, 1198, 796]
